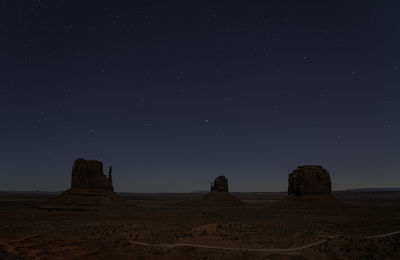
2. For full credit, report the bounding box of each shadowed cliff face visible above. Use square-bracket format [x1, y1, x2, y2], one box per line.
[71, 158, 113, 191]
[38, 159, 122, 211]
[201, 175, 244, 206]
[211, 176, 229, 192]
[288, 166, 332, 196]
[273, 166, 342, 209]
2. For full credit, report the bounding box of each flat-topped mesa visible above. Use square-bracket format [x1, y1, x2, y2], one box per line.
[210, 175, 229, 192]
[71, 158, 113, 191]
[288, 165, 332, 196]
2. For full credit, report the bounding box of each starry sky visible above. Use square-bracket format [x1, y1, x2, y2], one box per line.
[1, 0, 400, 192]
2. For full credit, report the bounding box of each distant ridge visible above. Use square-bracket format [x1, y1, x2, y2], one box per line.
[342, 187, 400, 192]
[1, 188, 399, 194]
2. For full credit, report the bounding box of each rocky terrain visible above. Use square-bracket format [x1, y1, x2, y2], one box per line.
[0, 191, 399, 259]
[0, 165, 399, 259]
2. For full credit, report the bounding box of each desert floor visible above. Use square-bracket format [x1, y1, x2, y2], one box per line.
[0, 191, 399, 259]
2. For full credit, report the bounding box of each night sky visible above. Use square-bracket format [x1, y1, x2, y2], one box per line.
[2, 0, 400, 192]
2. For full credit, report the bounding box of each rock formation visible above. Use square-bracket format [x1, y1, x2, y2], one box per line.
[273, 165, 345, 209]
[201, 176, 244, 206]
[71, 158, 114, 190]
[210, 175, 229, 192]
[288, 165, 332, 196]
[39, 158, 124, 211]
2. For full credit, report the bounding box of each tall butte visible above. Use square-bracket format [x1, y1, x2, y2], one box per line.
[202, 176, 245, 206]
[41, 158, 123, 211]
[288, 165, 332, 196]
[273, 165, 344, 208]
[210, 175, 229, 192]
[71, 158, 114, 191]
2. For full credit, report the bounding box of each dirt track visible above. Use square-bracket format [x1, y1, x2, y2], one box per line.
[129, 230, 400, 252]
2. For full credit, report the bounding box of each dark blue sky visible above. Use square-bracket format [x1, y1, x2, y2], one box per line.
[1, 0, 399, 192]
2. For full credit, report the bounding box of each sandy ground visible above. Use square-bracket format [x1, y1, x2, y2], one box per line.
[0, 191, 399, 259]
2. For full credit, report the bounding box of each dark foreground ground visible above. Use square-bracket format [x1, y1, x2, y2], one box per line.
[0, 191, 399, 259]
